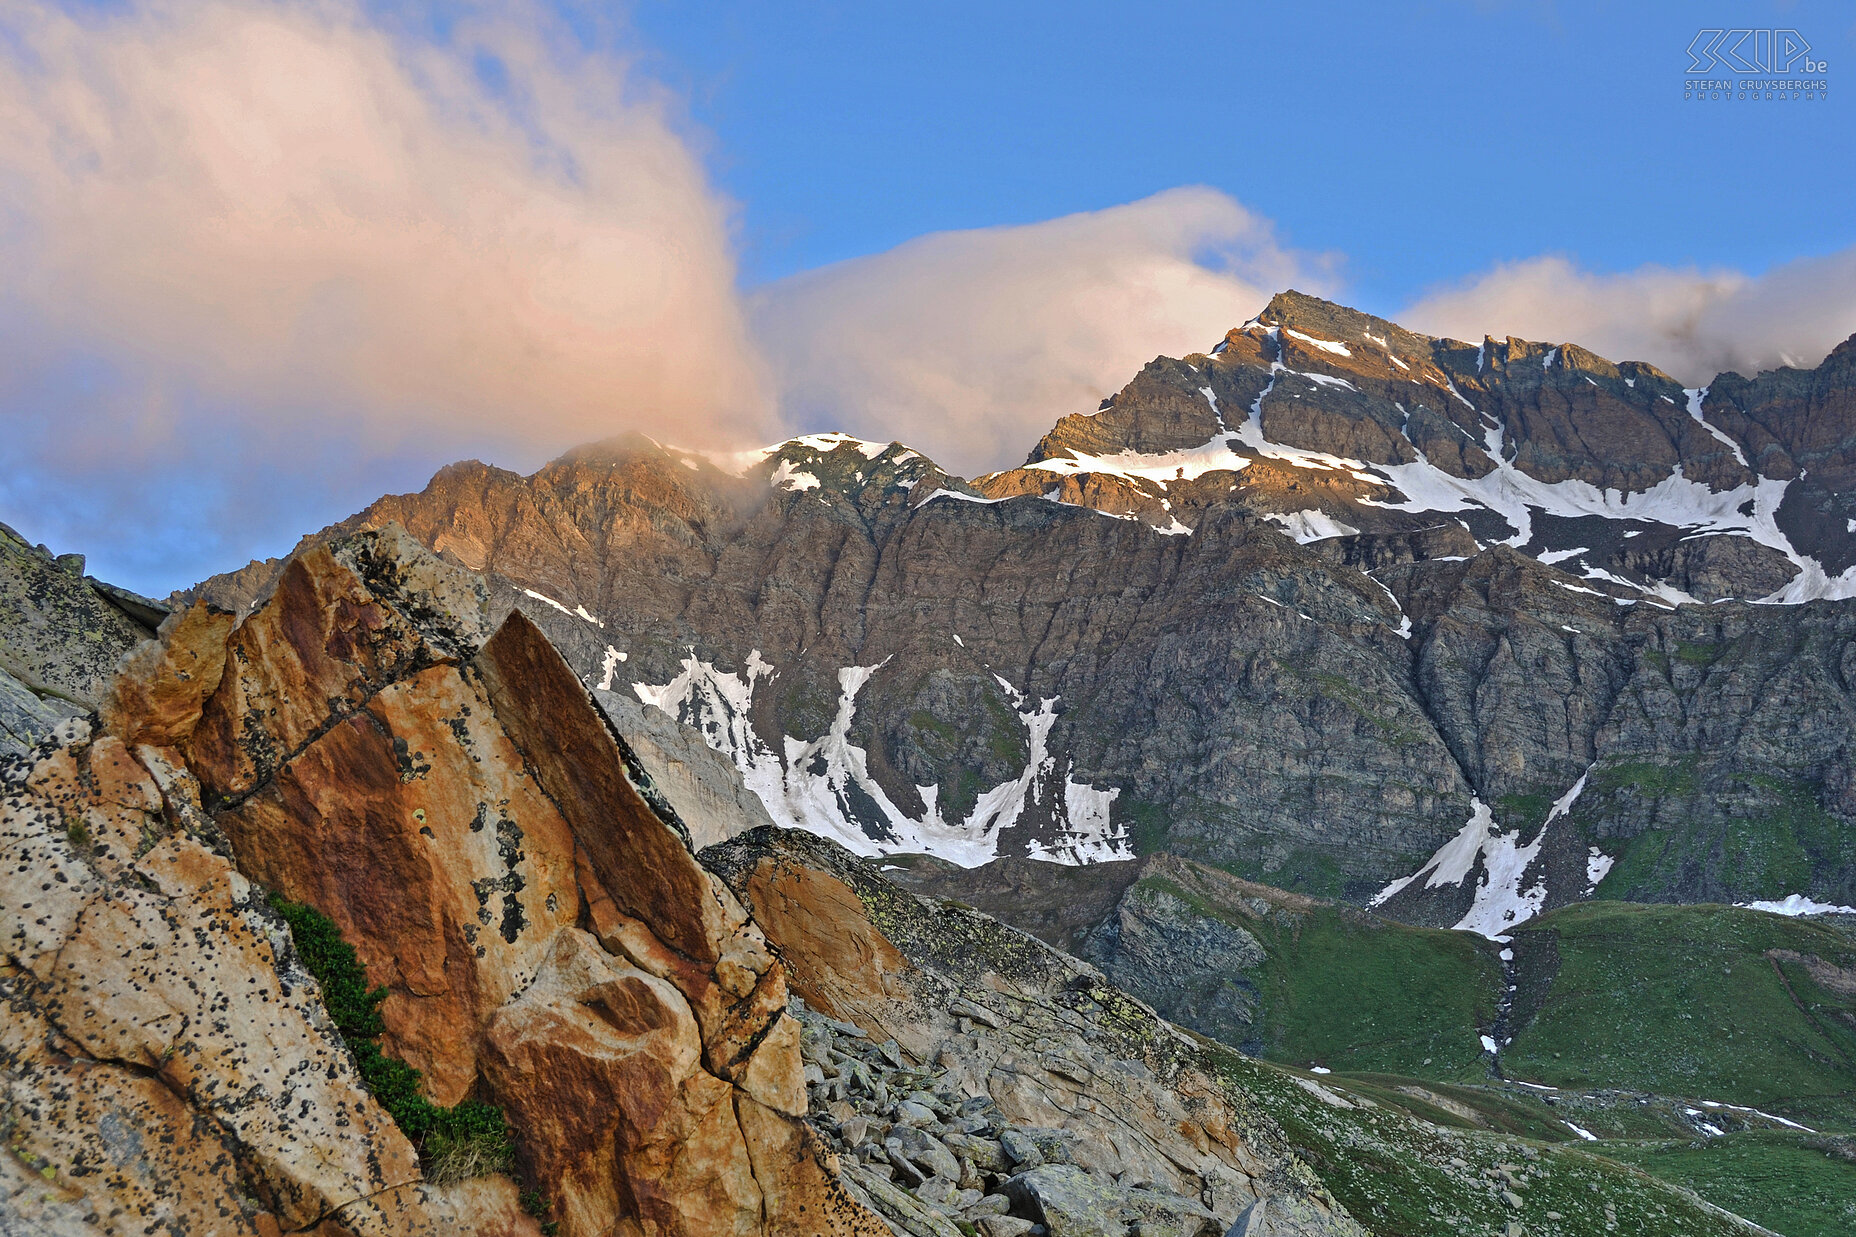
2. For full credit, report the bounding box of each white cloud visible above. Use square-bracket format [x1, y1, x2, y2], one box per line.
[1400, 250, 1856, 385]
[749, 187, 1333, 477]
[0, 0, 774, 588]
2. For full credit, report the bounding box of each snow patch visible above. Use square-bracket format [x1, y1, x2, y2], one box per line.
[1563, 1121, 1598, 1142]
[770, 459, 822, 491]
[1370, 773, 1589, 937]
[596, 645, 628, 692]
[522, 588, 573, 617]
[1264, 510, 1361, 543]
[1585, 847, 1615, 889]
[1685, 387, 1749, 467]
[1696, 1100, 1815, 1132]
[1740, 893, 1856, 916]
[787, 432, 890, 459]
[920, 488, 1004, 505]
[1284, 328, 1352, 356]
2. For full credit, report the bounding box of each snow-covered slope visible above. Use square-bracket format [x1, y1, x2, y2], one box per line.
[983, 292, 1856, 608]
[630, 651, 1129, 866]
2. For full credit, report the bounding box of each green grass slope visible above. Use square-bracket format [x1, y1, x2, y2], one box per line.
[1503, 902, 1856, 1125]
[1232, 887, 1504, 1079]
[1207, 1048, 1763, 1237]
[1595, 1131, 1856, 1237]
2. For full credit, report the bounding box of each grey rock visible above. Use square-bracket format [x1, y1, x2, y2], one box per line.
[1223, 1197, 1266, 1237]
[950, 996, 1004, 1028]
[842, 1163, 967, 1237]
[998, 1127, 1045, 1170]
[897, 1100, 939, 1127]
[944, 1131, 1010, 1172]
[594, 687, 779, 850]
[977, 1217, 1040, 1237]
[1004, 1127, 1075, 1168]
[0, 520, 160, 758]
[1004, 1164, 1127, 1237]
[1122, 1186, 1220, 1237]
[891, 1125, 962, 1182]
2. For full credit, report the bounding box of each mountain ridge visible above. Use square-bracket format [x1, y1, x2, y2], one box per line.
[175, 291, 1856, 938]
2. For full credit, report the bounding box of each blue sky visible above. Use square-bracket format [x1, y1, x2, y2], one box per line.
[2, 0, 1852, 595]
[629, 0, 1855, 311]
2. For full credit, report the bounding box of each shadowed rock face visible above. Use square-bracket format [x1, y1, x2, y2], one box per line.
[3, 526, 888, 1237]
[176, 294, 1856, 926]
[0, 520, 165, 757]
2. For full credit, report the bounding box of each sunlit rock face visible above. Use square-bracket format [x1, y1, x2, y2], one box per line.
[3, 526, 886, 1237]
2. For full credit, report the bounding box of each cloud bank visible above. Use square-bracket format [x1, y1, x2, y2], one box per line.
[1400, 250, 1856, 386]
[751, 187, 1330, 477]
[0, 0, 771, 586]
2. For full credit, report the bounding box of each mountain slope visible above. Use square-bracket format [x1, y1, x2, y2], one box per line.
[181, 293, 1856, 931]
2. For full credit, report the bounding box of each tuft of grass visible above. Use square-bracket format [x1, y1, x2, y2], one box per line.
[519, 1189, 560, 1236]
[269, 893, 514, 1178]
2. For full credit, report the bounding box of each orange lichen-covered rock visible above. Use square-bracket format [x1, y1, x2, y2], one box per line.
[480, 929, 762, 1237]
[215, 662, 584, 1103]
[37, 524, 885, 1237]
[98, 600, 235, 751]
[472, 609, 733, 966]
[0, 722, 536, 1237]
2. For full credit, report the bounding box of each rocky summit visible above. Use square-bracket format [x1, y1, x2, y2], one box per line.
[7, 292, 1856, 1236]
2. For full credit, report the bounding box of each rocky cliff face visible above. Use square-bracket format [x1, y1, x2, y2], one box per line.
[4, 527, 886, 1237]
[179, 295, 1856, 936]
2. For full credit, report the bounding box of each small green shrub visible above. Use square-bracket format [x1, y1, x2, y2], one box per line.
[269, 893, 513, 1179]
[521, 1189, 560, 1236]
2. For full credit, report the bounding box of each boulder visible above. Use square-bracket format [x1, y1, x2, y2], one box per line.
[1002, 1164, 1128, 1237]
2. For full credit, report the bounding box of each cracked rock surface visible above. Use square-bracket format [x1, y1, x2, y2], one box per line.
[3, 525, 886, 1237]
